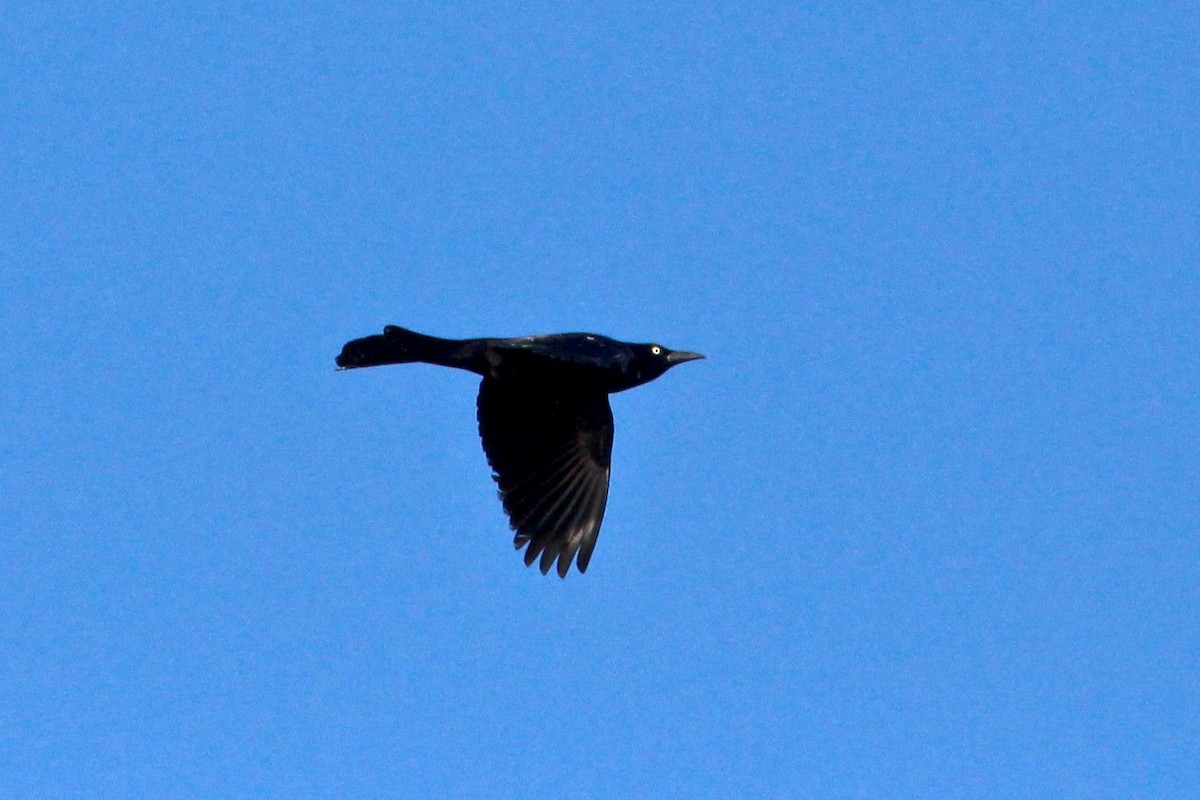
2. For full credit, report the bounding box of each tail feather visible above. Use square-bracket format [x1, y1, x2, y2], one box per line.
[335, 325, 456, 369]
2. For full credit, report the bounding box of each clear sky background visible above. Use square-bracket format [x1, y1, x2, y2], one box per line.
[3, 3, 1198, 798]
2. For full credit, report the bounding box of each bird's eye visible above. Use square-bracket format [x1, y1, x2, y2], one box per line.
[650, 345, 662, 356]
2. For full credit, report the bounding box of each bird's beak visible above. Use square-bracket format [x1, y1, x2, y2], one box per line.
[667, 350, 706, 365]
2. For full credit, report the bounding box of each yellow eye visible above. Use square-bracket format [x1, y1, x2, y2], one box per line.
[650, 345, 662, 356]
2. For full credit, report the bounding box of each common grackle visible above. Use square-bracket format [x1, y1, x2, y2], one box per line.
[336, 325, 704, 577]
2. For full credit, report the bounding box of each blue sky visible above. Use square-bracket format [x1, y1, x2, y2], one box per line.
[3, 3, 1198, 797]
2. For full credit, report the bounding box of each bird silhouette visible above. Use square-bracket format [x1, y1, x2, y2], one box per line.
[337, 325, 704, 577]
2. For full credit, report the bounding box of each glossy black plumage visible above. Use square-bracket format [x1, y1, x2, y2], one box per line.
[336, 325, 704, 577]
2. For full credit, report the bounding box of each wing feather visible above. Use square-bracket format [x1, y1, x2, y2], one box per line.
[476, 377, 613, 577]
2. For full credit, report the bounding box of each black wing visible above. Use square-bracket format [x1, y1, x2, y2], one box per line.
[476, 376, 613, 577]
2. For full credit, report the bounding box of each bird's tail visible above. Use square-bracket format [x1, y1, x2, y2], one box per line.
[335, 325, 459, 370]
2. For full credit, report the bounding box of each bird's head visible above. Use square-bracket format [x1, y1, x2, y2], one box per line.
[628, 342, 706, 385]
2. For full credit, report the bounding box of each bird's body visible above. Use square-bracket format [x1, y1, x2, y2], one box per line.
[337, 325, 704, 577]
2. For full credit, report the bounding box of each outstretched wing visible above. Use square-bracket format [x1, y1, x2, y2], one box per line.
[476, 376, 613, 577]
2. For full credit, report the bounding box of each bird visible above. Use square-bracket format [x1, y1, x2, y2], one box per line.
[336, 325, 704, 577]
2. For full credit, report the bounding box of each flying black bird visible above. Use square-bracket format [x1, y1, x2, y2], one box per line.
[336, 325, 704, 577]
